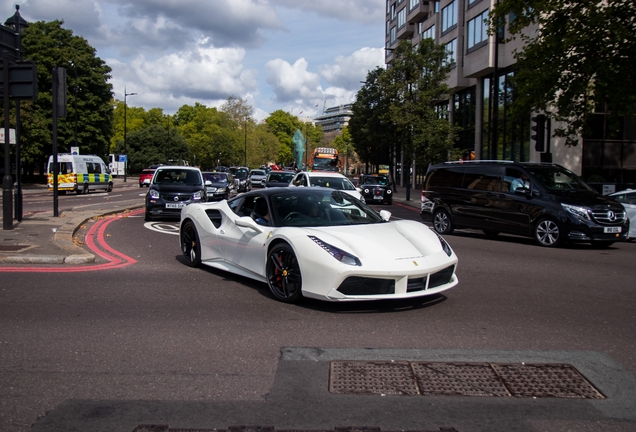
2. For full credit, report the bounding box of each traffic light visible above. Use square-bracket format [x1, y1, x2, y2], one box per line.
[531, 114, 546, 152]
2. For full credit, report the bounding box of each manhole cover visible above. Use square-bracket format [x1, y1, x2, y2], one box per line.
[329, 361, 605, 399]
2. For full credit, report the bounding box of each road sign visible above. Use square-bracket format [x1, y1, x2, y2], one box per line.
[0, 128, 16, 144]
[119, 155, 127, 162]
[0, 61, 38, 99]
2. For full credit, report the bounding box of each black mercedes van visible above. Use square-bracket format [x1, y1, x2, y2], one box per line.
[420, 161, 629, 247]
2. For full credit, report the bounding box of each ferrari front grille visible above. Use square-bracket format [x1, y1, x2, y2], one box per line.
[337, 277, 395, 296]
[429, 265, 455, 288]
[407, 277, 427, 292]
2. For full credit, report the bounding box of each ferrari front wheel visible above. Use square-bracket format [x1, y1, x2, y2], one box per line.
[181, 220, 202, 267]
[266, 243, 303, 303]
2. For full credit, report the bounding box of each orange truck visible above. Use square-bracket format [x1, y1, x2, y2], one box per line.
[309, 147, 340, 172]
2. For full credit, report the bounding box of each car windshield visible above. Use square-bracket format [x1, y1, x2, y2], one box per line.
[250, 170, 265, 176]
[524, 165, 596, 193]
[363, 176, 389, 186]
[268, 173, 295, 183]
[154, 169, 201, 186]
[233, 169, 248, 179]
[270, 189, 385, 227]
[203, 173, 227, 183]
[309, 176, 355, 190]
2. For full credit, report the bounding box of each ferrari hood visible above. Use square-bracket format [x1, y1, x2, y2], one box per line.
[303, 220, 442, 260]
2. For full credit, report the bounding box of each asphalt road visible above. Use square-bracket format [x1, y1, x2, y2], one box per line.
[1, 199, 635, 432]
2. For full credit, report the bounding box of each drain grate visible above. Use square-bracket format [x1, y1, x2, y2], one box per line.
[132, 426, 458, 432]
[0, 244, 29, 252]
[329, 361, 605, 399]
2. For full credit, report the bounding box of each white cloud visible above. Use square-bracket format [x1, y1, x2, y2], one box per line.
[319, 47, 384, 90]
[109, 42, 258, 111]
[265, 58, 324, 102]
[275, 0, 385, 24]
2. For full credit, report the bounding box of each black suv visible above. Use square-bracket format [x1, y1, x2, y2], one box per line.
[145, 166, 207, 220]
[358, 174, 393, 205]
[421, 161, 629, 247]
[229, 166, 251, 192]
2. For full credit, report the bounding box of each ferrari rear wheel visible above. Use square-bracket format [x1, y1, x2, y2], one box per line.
[266, 243, 303, 303]
[181, 220, 202, 267]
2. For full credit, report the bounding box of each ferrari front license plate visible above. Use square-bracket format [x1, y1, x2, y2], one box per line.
[604, 227, 621, 233]
[165, 203, 185, 209]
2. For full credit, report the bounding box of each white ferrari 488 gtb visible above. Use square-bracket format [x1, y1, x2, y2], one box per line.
[179, 187, 458, 303]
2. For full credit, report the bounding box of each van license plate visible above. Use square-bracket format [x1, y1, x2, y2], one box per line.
[165, 203, 185, 209]
[604, 227, 621, 233]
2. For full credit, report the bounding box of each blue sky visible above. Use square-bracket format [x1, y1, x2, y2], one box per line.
[2, 0, 386, 121]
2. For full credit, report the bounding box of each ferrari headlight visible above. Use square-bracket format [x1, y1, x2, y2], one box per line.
[192, 191, 203, 200]
[435, 232, 453, 257]
[562, 203, 591, 220]
[149, 189, 160, 199]
[308, 235, 361, 266]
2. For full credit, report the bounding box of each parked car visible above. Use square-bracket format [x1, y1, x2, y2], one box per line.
[263, 170, 296, 188]
[202, 171, 237, 201]
[249, 169, 267, 187]
[145, 166, 207, 221]
[289, 171, 365, 202]
[357, 174, 393, 205]
[179, 187, 458, 303]
[138, 168, 155, 187]
[229, 166, 251, 192]
[608, 189, 636, 239]
[421, 161, 629, 247]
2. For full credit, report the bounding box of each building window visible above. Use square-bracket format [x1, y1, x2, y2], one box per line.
[454, 87, 477, 156]
[398, 7, 407, 28]
[442, 0, 457, 33]
[387, 0, 391, 14]
[482, 71, 530, 162]
[391, 4, 396, 20]
[422, 24, 435, 40]
[467, 9, 489, 50]
[435, 102, 450, 120]
[390, 26, 397, 44]
[444, 39, 457, 67]
[410, 0, 420, 10]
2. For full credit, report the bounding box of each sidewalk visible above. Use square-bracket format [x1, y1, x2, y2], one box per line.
[0, 177, 143, 265]
[0, 180, 421, 266]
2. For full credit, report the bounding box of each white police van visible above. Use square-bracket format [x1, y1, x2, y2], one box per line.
[47, 154, 113, 194]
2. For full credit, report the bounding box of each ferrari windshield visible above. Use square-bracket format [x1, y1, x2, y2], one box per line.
[271, 189, 384, 227]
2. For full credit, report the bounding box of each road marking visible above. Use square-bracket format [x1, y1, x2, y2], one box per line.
[144, 222, 179, 235]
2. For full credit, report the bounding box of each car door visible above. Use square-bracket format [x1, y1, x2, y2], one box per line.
[453, 165, 503, 230]
[217, 194, 271, 278]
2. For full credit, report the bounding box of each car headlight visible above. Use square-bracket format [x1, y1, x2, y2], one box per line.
[149, 189, 160, 199]
[309, 235, 361, 266]
[192, 191, 203, 200]
[435, 232, 453, 257]
[386, 189, 392, 194]
[217, 187, 226, 193]
[364, 188, 369, 194]
[562, 203, 591, 220]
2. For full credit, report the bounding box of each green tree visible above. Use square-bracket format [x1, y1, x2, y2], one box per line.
[490, 0, 636, 145]
[125, 124, 189, 173]
[112, 100, 146, 153]
[350, 67, 395, 172]
[16, 20, 113, 177]
[381, 39, 458, 166]
[175, 103, 241, 169]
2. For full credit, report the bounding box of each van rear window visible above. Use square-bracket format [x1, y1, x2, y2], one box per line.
[427, 168, 464, 188]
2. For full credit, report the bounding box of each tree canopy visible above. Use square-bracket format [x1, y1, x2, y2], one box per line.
[18, 20, 114, 175]
[490, 0, 636, 145]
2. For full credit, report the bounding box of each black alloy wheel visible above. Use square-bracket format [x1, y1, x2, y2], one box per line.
[534, 218, 562, 247]
[433, 209, 454, 235]
[181, 220, 202, 267]
[266, 243, 303, 303]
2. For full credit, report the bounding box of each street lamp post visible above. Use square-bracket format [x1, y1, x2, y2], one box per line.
[2, 5, 29, 229]
[123, 87, 136, 182]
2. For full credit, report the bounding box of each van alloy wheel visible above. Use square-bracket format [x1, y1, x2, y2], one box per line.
[534, 218, 562, 247]
[433, 209, 454, 235]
